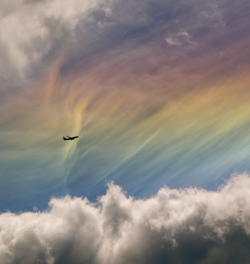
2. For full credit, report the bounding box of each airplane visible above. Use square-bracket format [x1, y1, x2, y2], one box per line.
[63, 135, 79, 140]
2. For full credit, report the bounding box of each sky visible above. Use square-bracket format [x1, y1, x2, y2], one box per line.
[1, 0, 250, 263]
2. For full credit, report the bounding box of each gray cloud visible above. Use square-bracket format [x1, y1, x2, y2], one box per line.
[1, 173, 250, 264]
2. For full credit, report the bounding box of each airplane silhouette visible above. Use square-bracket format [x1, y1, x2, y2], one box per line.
[63, 135, 79, 140]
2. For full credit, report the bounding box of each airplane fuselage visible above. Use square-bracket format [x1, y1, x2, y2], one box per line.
[63, 136, 79, 140]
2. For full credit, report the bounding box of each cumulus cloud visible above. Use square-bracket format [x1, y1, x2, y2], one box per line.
[1, 173, 250, 264]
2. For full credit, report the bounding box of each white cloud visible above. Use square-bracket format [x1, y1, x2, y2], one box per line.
[166, 30, 197, 47]
[165, 36, 182, 46]
[1, 173, 250, 263]
[0, 0, 114, 87]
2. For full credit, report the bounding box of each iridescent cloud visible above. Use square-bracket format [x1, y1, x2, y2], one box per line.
[1, 0, 250, 213]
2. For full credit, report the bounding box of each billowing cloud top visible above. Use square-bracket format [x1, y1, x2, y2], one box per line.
[1, 174, 250, 264]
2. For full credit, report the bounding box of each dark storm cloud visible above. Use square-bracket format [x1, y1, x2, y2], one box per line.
[1, 174, 250, 264]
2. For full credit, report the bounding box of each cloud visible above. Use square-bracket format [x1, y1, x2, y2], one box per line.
[1, 0, 250, 89]
[0, 0, 114, 88]
[1, 173, 250, 263]
[166, 31, 197, 47]
[165, 36, 182, 46]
